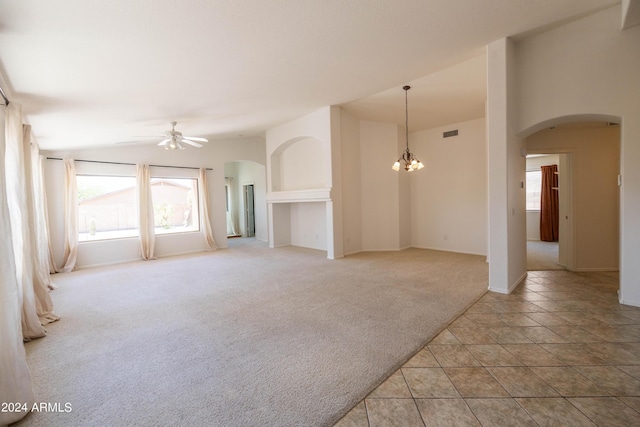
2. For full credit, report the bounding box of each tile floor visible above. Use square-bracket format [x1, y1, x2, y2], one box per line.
[335, 270, 640, 426]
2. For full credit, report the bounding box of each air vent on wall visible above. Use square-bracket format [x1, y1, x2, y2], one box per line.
[443, 129, 458, 138]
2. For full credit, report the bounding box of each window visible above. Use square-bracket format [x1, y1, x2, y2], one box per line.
[526, 170, 542, 211]
[77, 175, 138, 241]
[150, 177, 200, 235]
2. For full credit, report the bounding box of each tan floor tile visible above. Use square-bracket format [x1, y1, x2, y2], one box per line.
[448, 316, 479, 329]
[516, 397, 596, 426]
[466, 398, 537, 426]
[583, 343, 640, 365]
[334, 401, 368, 427]
[415, 398, 481, 427]
[462, 313, 507, 326]
[588, 325, 640, 342]
[568, 397, 640, 426]
[486, 367, 560, 397]
[497, 313, 541, 326]
[365, 398, 424, 427]
[443, 367, 509, 397]
[523, 284, 554, 292]
[429, 328, 461, 344]
[368, 370, 412, 398]
[502, 343, 565, 366]
[403, 347, 440, 368]
[523, 312, 570, 326]
[546, 325, 604, 343]
[486, 327, 533, 344]
[574, 366, 640, 396]
[540, 344, 607, 365]
[465, 303, 491, 313]
[619, 396, 640, 412]
[531, 300, 595, 312]
[401, 367, 460, 398]
[427, 345, 480, 367]
[519, 292, 552, 302]
[465, 344, 523, 367]
[624, 343, 640, 359]
[477, 301, 545, 313]
[448, 328, 497, 344]
[517, 326, 569, 343]
[537, 291, 585, 300]
[554, 311, 604, 325]
[620, 310, 640, 321]
[590, 311, 639, 325]
[618, 365, 640, 380]
[529, 366, 610, 397]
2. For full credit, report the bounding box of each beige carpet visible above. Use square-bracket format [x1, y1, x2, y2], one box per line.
[527, 240, 562, 271]
[16, 240, 488, 427]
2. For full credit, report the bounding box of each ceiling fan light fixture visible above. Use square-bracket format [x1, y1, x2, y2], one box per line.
[157, 122, 208, 151]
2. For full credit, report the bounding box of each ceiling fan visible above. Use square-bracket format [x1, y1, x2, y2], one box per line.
[157, 121, 208, 150]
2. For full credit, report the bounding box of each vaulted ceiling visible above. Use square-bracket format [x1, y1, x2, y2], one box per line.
[0, 0, 619, 150]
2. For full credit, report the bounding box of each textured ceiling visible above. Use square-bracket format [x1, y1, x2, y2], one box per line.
[0, 0, 619, 150]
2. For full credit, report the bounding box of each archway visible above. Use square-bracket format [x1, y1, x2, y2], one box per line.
[520, 115, 621, 277]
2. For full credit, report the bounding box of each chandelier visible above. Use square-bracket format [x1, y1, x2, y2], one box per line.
[392, 85, 424, 172]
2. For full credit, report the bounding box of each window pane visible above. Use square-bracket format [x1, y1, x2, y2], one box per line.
[526, 170, 542, 211]
[77, 175, 138, 241]
[151, 178, 200, 235]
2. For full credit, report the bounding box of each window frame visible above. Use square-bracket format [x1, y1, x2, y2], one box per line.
[149, 175, 201, 236]
[76, 173, 139, 242]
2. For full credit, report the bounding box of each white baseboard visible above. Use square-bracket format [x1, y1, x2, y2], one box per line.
[488, 271, 527, 295]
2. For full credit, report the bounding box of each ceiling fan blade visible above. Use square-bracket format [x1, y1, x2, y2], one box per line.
[181, 138, 203, 148]
[157, 139, 171, 146]
[183, 136, 208, 143]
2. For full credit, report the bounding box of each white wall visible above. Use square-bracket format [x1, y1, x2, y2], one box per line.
[411, 118, 487, 255]
[44, 136, 265, 268]
[359, 120, 403, 251]
[513, 5, 639, 304]
[278, 137, 327, 191]
[290, 202, 327, 250]
[339, 108, 363, 255]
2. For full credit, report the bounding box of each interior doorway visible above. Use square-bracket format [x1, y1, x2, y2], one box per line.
[525, 153, 568, 271]
[243, 184, 255, 238]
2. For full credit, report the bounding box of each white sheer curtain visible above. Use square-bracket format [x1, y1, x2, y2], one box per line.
[23, 126, 59, 325]
[225, 177, 239, 236]
[60, 158, 78, 272]
[4, 103, 47, 340]
[137, 164, 156, 260]
[200, 168, 217, 250]
[33, 151, 59, 275]
[0, 103, 36, 427]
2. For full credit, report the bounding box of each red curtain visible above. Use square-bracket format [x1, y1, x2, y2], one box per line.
[540, 164, 559, 242]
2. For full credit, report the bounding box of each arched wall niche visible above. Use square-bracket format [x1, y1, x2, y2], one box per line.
[270, 136, 329, 192]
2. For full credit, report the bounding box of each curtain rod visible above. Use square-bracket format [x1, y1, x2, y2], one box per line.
[46, 157, 212, 171]
[0, 85, 9, 106]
